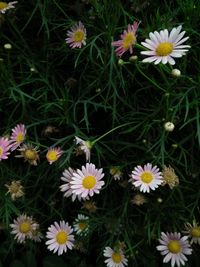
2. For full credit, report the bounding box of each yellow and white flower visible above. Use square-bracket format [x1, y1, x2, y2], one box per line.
[103, 246, 128, 267]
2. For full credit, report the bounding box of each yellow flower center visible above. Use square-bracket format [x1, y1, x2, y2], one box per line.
[141, 172, 153, 184]
[112, 252, 122, 263]
[19, 221, 31, 233]
[16, 132, 24, 143]
[79, 222, 87, 230]
[56, 230, 68, 244]
[0, 2, 8, 10]
[47, 150, 58, 161]
[191, 227, 200, 238]
[0, 147, 3, 156]
[82, 175, 96, 189]
[24, 149, 37, 160]
[122, 32, 136, 49]
[156, 42, 173, 56]
[168, 240, 181, 253]
[73, 30, 85, 42]
[10, 183, 20, 193]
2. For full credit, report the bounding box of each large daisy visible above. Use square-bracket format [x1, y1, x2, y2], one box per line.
[65, 21, 86, 49]
[112, 21, 139, 57]
[140, 25, 190, 65]
[10, 123, 26, 151]
[157, 232, 192, 267]
[103, 246, 128, 267]
[46, 221, 74, 256]
[130, 163, 163, 193]
[70, 163, 105, 199]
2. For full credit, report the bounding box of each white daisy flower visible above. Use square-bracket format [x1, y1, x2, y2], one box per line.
[157, 232, 192, 267]
[183, 221, 200, 245]
[73, 214, 89, 236]
[0, 1, 18, 14]
[103, 246, 128, 267]
[70, 163, 105, 199]
[130, 163, 163, 193]
[141, 25, 190, 65]
[60, 167, 88, 201]
[75, 136, 92, 162]
[46, 221, 74, 256]
[110, 166, 122, 181]
[10, 214, 38, 243]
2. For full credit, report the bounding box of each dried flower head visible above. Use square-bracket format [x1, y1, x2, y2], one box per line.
[42, 125, 59, 137]
[131, 193, 148, 206]
[5, 180, 24, 200]
[183, 220, 200, 245]
[110, 166, 122, 180]
[15, 143, 40, 166]
[162, 165, 179, 189]
[81, 200, 97, 213]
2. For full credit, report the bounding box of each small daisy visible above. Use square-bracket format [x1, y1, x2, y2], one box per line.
[110, 166, 122, 180]
[15, 143, 40, 166]
[5, 180, 24, 200]
[157, 232, 192, 267]
[112, 21, 139, 57]
[70, 163, 105, 199]
[46, 221, 74, 256]
[103, 246, 128, 267]
[0, 137, 11, 161]
[141, 25, 190, 65]
[130, 163, 163, 193]
[10, 214, 38, 243]
[183, 221, 200, 245]
[46, 147, 63, 165]
[10, 124, 26, 151]
[0, 1, 18, 14]
[73, 214, 89, 236]
[65, 21, 86, 49]
[31, 225, 43, 242]
[75, 136, 92, 162]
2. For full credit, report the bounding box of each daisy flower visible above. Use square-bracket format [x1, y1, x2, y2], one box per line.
[10, 214, 38, 243]
[46, 221, 74, 256]
[110, 166, 122, 180]
[130, 163, 163, 193]
[103, 246, 128, 267]
[31, 225, 43, 242]
[65, 21, 86, 49]
[10, 124, 26, 151]
[5, 180, 24, 200]
[0, 1, 18, 14]
[75, 136, 92, 162]
[112, 21, 139, 57]
[183, 221, 200, 245]
[140, 25, 190, 65]
[15, 143, 40, 166]
[157, 232, 192, 267]
[46, 147, 63, 165]
[73, 214, 89, 236]
[0, 137, 11, 161]
[70, 163, 105, 199]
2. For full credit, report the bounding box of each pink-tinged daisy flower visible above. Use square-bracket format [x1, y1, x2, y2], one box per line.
[73, 214, 89, 236]
[130, 163, 163, 193]
[46, 221, 74, 256]
[46, 147, 63, 165]
[140, 25, 190, 65]
[65, 21, 86, 49]
[183, 221, 200, 245]
[10, 124, 26, 151]
[60, 167, 87, 201]
[10, 214, 38, 243]
[70, 163, 105, 199]
[157, 232, 192, 267]
[75, 136, 92, 162]
[103, 246, 128, 267]
[0, 137, 11, 161]
[112, 21, 139, 57]
[0, 1, 18, 14]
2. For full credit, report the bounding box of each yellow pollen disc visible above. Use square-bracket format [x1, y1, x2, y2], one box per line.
[47, 151, 58, 161]
[122, 33, 136, 49]
[141, 172, 153, 184]
[82, 175, 96, 189]
[79, 222, 87, 230]
[112, 252, 122, 263]
[191, 227, 200, 238]
[156, 42, 173, 56]
[24, 149, 37, 160]
[0, 2, 8, 9]
[73, 30, 84, 42]
[168, 240, 181, 253]
[0, 147, 3, 156]
[16, 132, 24, 143]
[19, 221, 31, 233]
[56, 231, 68, 244]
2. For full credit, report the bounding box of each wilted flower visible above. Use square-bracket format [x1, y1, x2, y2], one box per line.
[183, 221, 200, 245]
[5, 180, 24, 200]
[131, 193, 148, 206]
[110, 166, 122, 180]
[65, 21, 86, 49]
[162, 165, 179, 189]
[0, 1, 18, 14]
[75, 136, 92, 162]
[15, 143, 40, 166]
[81, 200, 97, 213]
